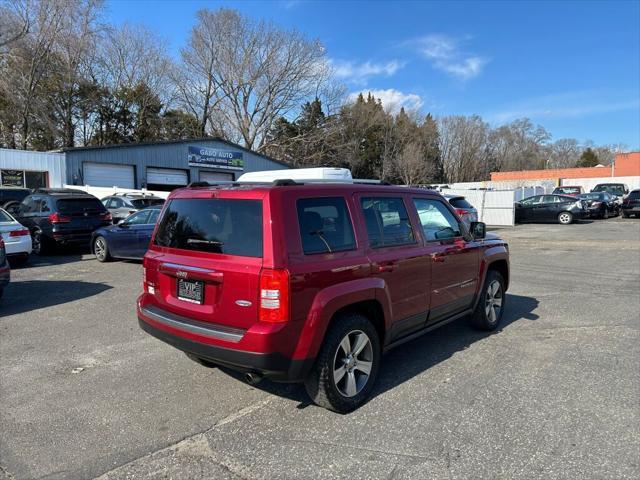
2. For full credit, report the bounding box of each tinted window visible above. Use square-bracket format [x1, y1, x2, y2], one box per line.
[554, 187, 580, 194]
[56, 198, 106, 214]
[447, 197, 473, 209]
[360, 197, 415, 248]
[520, 196, 542, 205]
[413, 198, 462, 241]
[629, 191, 640, 199]
[125, 210, 151, 225]
[131, 198, 164, 209]
[297, 197, 356, 254]
[593, 184, 624, 196]
[154, 199, 262, 257]
[25, 171, 47, 189]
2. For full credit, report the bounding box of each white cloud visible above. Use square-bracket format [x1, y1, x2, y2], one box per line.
[331, 59, 405, 84]
[413, 34, 487, 80]
[348, 89, 424, 114]
[489, 91, 640, 123]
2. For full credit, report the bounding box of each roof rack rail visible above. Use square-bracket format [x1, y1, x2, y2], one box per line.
[35, 187, 87, 194]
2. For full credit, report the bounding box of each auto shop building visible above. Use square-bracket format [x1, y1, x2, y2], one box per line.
[1, 138, 289, 190]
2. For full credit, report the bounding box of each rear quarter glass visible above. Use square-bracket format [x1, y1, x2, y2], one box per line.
[449, 198, 473, 209]
[153, 198, 263, 257]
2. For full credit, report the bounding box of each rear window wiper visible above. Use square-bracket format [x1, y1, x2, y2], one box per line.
[186, 238, 224, 246]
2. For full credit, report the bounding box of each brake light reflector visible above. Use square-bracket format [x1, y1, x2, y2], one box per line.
[9, 229, 29, 237]
[100, 212, 112, 222]
[259, 268, 289, 323]
[48, 213, 71, 223]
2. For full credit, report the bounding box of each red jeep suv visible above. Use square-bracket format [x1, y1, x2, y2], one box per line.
[138, 180, 509, 412]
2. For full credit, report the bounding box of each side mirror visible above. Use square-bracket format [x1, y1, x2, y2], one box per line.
[118, 220, 128, 227]
[470, 221, 486, 240]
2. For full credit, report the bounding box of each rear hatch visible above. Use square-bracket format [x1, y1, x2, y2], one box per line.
[53, 197, 110, 233]
[145, 194, 265, 330]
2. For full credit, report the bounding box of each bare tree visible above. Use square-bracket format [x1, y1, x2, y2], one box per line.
[0, 0, 31, 51]
[0, 0, 69, 148]
[177, 8, 332, 151]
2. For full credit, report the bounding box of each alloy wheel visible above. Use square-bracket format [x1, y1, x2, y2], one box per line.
[559, 212, 571, 224]
[332, 330, 374, 398]
[485, 279, 503, 324]
[95, 238, 106, 260]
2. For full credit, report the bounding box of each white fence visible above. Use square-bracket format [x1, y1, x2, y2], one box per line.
[63, 184, 171, 199]
[561, 175, 640, 191]
[442, 188, 515, 227]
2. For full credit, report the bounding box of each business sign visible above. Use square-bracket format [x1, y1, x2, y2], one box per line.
[1, 169, 25, 187]
[187, 146, 244, 171]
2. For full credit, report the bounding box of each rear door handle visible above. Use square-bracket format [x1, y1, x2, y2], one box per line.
[159, 263, 224, 283]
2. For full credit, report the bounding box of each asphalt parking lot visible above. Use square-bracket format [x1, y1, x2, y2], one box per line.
[1, 217, 639, 480]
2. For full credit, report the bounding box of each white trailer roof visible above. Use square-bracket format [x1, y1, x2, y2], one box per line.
[237, 167, 353, 183]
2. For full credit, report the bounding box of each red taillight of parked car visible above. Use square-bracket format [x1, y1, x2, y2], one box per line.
[259, 268, 290, 323]
[100, 212, 112, 222]
[9, 229, 29, 237]
[455, 208, 470, 217]
[48, 213, 71, 223]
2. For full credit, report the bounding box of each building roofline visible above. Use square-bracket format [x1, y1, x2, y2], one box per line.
[61, 137, 291, 168]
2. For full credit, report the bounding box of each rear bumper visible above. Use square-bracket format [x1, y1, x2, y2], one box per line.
[3, 235, 32, 255]
[52, 232, 93, 245]
[138, 307, 313, 382]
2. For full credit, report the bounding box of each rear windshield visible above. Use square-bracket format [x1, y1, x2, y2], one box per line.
[554, 187, 580, 194]
[131, 198, 164, 209]
[448, 197, 473, 209]
[154, 198, 263, 257]
[0, 210, 14, 222]
[629, 191, 640, 199]
[56, 198, 106, 214]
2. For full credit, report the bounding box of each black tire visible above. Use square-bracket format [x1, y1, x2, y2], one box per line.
[469, 270, 506, 331]
[8, 255, 28, 267]
[185, 353, 217, 368]
[32, 229, 52, 255]
[557, 211, 573, 225]
[622, 211, 630, 218]
[304, 312, 381, 413]
[602, 208, 609, 219]
[93, 236, 111, 262]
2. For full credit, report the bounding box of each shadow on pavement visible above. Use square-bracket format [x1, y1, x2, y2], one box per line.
[224, 293, 540, 409]
[0, 279, 112, 316]
[9, 245, 93, 270]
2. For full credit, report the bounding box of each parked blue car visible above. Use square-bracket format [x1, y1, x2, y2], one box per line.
[91, 206, 161, 261]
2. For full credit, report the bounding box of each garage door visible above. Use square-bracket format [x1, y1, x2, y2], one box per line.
[147, 167, 188, 186]
[199, 171, 234, 183]
[84, 163, 135, 188]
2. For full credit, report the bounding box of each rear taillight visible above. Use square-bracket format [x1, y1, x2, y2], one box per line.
[9, 229, 29, 237]
[48, 212, 71, 223]
[100, 212, 112, 222]
[455, 208, 470, 217]
[259, 268, 290, 323]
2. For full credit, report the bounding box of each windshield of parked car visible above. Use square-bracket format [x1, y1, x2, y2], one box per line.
[130, 198, 164, 209]
[593, 185, 624, 196]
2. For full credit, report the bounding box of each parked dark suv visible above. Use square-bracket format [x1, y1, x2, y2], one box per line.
[138, 180, 510, 412]
[0, 187, 31, 216]
[621, 189, 640, 218]
[15, 189, 112, 254]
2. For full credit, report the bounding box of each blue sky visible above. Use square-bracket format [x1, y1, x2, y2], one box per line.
[105, 0, 640, 149]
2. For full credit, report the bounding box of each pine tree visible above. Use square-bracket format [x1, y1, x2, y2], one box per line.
[576, 147, 599, 167]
